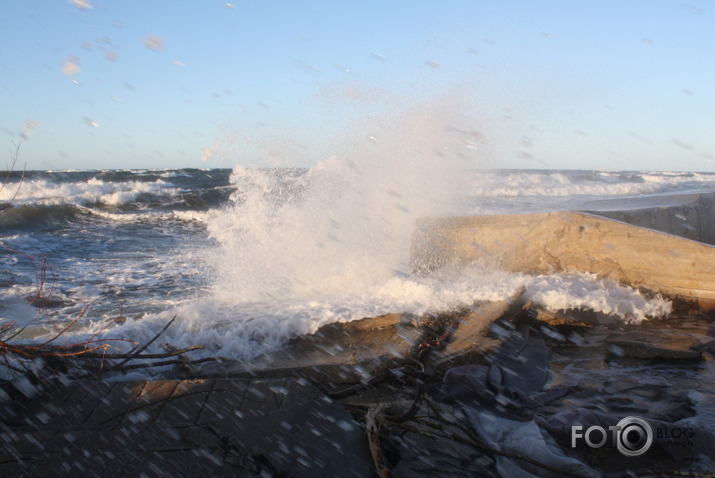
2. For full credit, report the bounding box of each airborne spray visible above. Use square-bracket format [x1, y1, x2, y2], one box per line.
[206, 98, 476, 305]
[146, 97, 670, 359]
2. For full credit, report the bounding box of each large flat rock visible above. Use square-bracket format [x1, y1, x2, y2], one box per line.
[411, 211, 715, 304]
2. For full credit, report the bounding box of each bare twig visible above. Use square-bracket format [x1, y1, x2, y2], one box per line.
[2, 342, 109, 358]
[75, 345, 204, 360]
[40, 304, 91, 346]
[1, 140, 22, 196]
[111, 315, 177, 370]
[113, 356, 216, 372]
[9, 163, 26, 203]
[100, 388, 224, 425]
[0, 244, 58, 317]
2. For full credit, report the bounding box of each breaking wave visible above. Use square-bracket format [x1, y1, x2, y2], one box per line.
[471, 170, 715, 198]
[73, 107, 675, 359]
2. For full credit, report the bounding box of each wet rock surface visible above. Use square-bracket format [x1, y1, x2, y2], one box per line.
[2, 301, 715, 477]
[0, 378, 372, 477]
[411, 211, 715, 302]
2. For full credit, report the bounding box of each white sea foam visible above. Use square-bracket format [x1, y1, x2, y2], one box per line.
[522, 272, 671, 322]
[463, 169, 715, 215]
[0, 178, 177, 206]
[85, 208, 210, 224]
[67, 265, 669, 360]
[204, 100, 472, 306]
[170, 210, 211, 223]
[470, 170, 715, 199]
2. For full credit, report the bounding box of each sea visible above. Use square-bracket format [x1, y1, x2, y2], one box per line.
[2, 163, 715, 361]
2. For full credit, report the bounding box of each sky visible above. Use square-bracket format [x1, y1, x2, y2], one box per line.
[1, 0, 713, 171]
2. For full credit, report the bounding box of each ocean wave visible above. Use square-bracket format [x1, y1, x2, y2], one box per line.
[2, 169, 235, 214]
[471, 170, 715, 198]
[0, 166, 702, 360]
[0, 177, 178, 208]
[53, 267, 670, 361]
[0, 203, 87, 230]
[86, 208, 210, 224]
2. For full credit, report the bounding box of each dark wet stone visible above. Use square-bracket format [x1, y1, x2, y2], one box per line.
[606, 339, 702, 360]
[388, 411, 499, 477]
[428, 323, 570, 417]
[0, 378, 372, 478]
[536, 408, 715, 466]
[526, 312, 709, 362]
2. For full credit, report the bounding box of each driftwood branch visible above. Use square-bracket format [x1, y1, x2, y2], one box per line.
[112, 356, 217, 372]
[1, 313, 209, 380]
[365, 405, 392, 478]
[75, 345, 204, 360]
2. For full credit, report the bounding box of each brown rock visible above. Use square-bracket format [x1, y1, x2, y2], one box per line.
[411, 211, 715, 302]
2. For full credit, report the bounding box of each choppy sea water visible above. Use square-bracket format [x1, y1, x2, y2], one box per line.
[1, 165, 715, 359]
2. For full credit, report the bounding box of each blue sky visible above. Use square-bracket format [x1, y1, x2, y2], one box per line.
[1, 0, 713, 171]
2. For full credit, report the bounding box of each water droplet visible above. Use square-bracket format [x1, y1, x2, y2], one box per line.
[671, 138, 694, 150]
[62, 56, 81, 76]
[20, 119, 39, 139]
[103, 50, 119, 62]
[143, 35, 164, 51]
[69, 0, 92, 10]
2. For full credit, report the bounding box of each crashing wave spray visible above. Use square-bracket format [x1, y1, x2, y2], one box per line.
[137, 99, 669, 359]
[54, 119, 673, 359]
[205, 100, 476, 307]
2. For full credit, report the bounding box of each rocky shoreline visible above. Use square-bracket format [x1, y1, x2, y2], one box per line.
[3, 199, 715, 477]
[2, 293, 714, 477]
